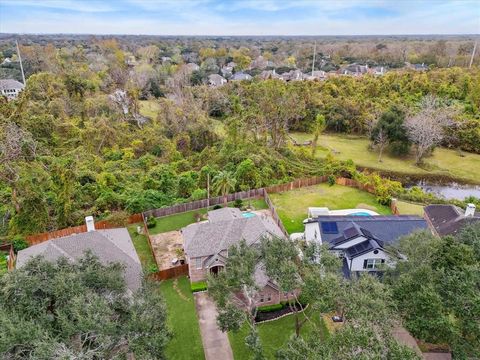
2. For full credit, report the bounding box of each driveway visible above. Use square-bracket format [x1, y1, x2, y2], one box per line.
[194, 292, 234, 360]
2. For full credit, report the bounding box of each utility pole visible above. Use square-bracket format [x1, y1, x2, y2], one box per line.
[311, 40, 316, 76]
[469, 40, 477, 69]
[16, 40, 26, 85]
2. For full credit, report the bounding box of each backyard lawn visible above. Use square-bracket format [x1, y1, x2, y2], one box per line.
[127, 224, 158, 272]
[396, 201, 425, 216]
[148, 198, 268, 235]
[291, 132, 480, 184]
[228, 308, 329, 360]
[269, 183, 392, 234]
[159, 276, 205, 360]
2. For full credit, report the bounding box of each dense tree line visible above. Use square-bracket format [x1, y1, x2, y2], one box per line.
[0, 43, 479, 237]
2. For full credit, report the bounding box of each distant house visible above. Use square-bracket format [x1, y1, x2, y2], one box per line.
[259, 69, 280, 80]
[16, 223, 142, 293]
[221, 65, 234, 77]
[230, 72, 252, 81]
[182, 207, 292, 305]
[208, 73, 227, 87]
[339, 64, 369, 76]
[372, 66, 387, 76]
[411, 63, 429, 71]
[304, 215, 427, 277]
[1, 57, 12, 65]
[424, 204, 479, 236]
[304, 70, 327, 81]
[279, 69, 304, 81]
[0, 79, 24, 100]
[185, 62, 200, 72]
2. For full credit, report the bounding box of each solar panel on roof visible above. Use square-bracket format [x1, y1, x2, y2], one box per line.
[344, 226, 360, 238]
[321, 222, 338, 234]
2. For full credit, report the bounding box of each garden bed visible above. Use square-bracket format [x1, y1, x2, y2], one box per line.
[255, 303, 306, 322]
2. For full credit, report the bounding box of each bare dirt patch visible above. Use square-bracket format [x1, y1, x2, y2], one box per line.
[149, 231, 184, 270]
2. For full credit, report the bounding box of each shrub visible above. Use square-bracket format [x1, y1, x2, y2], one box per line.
[191, 188, 207, 200]
[233, 199, 243, 208]
[12, 236, 28, 252]
[257, 303, 284, 313]
[105, 210, 129, 226]
[146, 216, 157, 229]
[191, 281, 207, 293]
[213, 204, 222, 210]
[327, 175, 336, 186]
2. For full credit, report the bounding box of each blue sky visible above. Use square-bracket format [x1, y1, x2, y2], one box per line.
[0, 0, 479, 35]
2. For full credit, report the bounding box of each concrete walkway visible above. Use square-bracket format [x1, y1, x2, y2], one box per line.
[194, 292, 234, 360]
[392, 326, 423, 357]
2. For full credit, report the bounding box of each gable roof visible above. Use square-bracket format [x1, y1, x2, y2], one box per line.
[208, 207, 243, 222]
[311, 215, 428, 245]
[182, 210, 285, 258]
[0, 79, 24, 91]
[345, 239, 383, 259]
[424, 204, 480, 236]
[16, 228, 142, 292]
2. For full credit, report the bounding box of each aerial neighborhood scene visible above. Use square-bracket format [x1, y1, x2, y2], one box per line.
[1, 0, 480, 359]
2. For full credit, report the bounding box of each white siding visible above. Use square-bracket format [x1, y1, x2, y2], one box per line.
[348, 249, 390, 272]
[305, 222, 321, 243]
[332, 236, 367, 249]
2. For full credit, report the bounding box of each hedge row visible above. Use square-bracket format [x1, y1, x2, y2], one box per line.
[190, 281, 207, 292]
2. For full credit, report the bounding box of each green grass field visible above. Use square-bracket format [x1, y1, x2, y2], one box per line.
[228, 308, 329, 360]
[269, 184, 392, 234]
[396, 201, 425, 216]
[291, 132, 480, 184]
[127, 224, 158, 272]
[149, 199, 268, 235]
[159, 277, 205, 360]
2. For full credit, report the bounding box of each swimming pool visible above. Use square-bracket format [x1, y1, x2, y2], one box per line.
[242, 212, 256, 218]
[351, 212, 372, 216]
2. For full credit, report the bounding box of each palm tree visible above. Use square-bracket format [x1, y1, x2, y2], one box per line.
[213, 171, 237, 207]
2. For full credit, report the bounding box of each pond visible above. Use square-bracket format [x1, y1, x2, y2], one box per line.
[411, 181, 480, 200]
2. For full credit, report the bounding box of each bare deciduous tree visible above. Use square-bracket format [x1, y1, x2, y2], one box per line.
[405, 95, 455, 165]
[374, 127, 388, 162]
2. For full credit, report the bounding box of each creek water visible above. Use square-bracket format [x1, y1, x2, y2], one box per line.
[411, 181, 480, 200]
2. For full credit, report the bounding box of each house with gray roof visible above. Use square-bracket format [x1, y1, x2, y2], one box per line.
[208, 73, 227, 87]
[0, 79, 24, 100]
[229, 72, 252, 81]
[16, 227, 142, 293]
[304, 215, 428, 277]
[424, 204, 478, 236]
[182, 207, 291, 305]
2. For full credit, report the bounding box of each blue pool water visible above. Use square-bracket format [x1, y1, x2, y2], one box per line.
[351, 212, 372, 216]
[242, 212, 256, 218]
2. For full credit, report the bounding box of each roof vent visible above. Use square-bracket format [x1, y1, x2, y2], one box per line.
[85, 216, 95, 232]
[465, 204, 476, 217]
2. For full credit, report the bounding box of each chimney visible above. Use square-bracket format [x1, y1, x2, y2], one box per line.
[85, 216, 95, 232]
[465, 203, 476, 217]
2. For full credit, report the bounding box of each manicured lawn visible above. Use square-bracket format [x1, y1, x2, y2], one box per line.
[269, 183, 392, 234]
[160, 276, 205, 360]
[127, 224, 158, 272]
[228, 308, 329, 360]
[149, 198, 269, 235]
[291, 132, 480, 184]
[396, 201, 425, 216]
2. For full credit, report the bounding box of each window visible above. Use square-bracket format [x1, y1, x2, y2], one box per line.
[363, 258, 385, 270]
[267, 295, 271, 301]
[321, 222, 338, 234]
[260, 297, 264, 303]
[195, 257, 202, 269]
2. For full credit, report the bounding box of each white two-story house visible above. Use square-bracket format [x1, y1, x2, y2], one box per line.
[304, 215, 428, 277]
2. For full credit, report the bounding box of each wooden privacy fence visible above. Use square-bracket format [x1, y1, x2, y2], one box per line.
[149, 263, 189, 281]
[26, 214, 143, 245]
[143, 188, 266, 219]
[263, 190, 289, 236]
